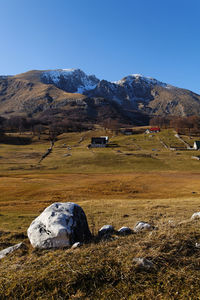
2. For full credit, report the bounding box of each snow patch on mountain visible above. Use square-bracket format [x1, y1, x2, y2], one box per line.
[114, 74, 171, 89]
[40, 68, 174, 101]
[41, 68, 99, 93]
[42, 69, 76, 83]
[77, 83, 98, 94]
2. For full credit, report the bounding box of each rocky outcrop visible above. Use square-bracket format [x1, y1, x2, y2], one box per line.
[86, 75, 164, 105]
[27, 202, 91, 249]
[41, 69, 99, 93]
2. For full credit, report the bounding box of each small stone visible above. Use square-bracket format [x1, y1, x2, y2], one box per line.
[98, 225, 114, 237]
[0, 242, 26, 260]
[168, 220, 176, 227]
[134, 221, 154, 232]
[117, 226, 132, 235]
[191, 212, 200, 220]
[71, 242, 82, 249]
[133, 257, 154, 270]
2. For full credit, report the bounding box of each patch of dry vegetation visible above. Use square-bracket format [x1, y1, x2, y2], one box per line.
[1, 128, 200, 298]
[1, 220, 200, 299]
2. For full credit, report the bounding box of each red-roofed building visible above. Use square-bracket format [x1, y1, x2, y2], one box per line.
[145, 127, 160, 134]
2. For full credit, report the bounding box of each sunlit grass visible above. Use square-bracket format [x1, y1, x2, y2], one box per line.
[1, 128, 200, 298]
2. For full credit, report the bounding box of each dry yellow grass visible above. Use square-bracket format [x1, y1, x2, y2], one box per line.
[1, 128, 200, 298]
[0, 172, 200, 232]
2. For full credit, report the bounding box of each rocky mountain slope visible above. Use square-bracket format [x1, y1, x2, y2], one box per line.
[0, 68, 200, 124]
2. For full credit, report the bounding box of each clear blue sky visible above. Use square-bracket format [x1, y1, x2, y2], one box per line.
[0, 0, 200, 93]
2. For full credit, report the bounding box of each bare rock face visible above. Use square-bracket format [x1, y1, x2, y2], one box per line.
[41, 69, 99, 93]
[27, 202, 91, 249]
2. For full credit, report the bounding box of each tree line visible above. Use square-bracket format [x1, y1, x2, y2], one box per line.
[1, 114, 200, 142]
[150, 115, 200, 135]
[0, 115, 93, 142]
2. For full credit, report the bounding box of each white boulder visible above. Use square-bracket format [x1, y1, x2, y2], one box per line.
[134, 221, 154, 232]
[191, 212, 200, 220]
[27, 202, 91, 249]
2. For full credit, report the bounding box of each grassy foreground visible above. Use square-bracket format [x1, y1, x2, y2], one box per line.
[1, 128, 200, 299]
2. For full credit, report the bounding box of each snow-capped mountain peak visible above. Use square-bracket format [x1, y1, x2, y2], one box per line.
[41, 68, 100, 93]
[115, 74, 169, 88]
[40, 68, 173, 104]
[1, 68, 198, 121]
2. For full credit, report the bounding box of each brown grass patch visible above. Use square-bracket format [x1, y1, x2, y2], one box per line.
[0, 130, 200, 298]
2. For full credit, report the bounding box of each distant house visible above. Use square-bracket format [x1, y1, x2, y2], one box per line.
[145, 127, 161, 134]
[90, 136, 109, 148]
[193, 141, 200, 150]
[100, 136, 109, 143]
[121, 129, 133, 135]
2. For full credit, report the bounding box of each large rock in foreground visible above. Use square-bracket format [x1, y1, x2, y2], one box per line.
[27, 202, 91, 249]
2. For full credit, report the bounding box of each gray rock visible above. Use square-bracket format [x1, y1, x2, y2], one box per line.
[98, 225, 114, 237]
[63, 153, 72, 157]
[133, 257, 154, 270]
[195, 242, 200, 248]
[191, 156, 200, 161]
[0, 242, 25, 260]
[117, 226, 132, 235]
[134, 221, 154, 232]
[191, 212, 200, 220]
[27, 202, 91, 249]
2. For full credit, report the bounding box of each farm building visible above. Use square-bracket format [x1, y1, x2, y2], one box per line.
[193, 141, 200, 150]
[90, 136, 109, 148]
[145, 127, 161, 134]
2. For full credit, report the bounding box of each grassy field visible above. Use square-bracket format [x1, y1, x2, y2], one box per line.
[1, 128, 200, 299]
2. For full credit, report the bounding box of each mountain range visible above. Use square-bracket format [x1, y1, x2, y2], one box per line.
[0, 68, 200, 125]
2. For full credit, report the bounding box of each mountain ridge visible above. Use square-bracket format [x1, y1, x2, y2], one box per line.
[0, 68, 200, 125]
